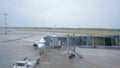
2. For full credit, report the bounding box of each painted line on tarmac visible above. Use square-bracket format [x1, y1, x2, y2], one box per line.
[2, 35, 35, 43]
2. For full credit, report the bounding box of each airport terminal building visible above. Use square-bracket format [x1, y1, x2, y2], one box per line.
[44, 34, 120, 48]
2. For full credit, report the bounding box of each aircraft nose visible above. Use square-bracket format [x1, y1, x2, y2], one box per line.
[33, 43, 38, 48]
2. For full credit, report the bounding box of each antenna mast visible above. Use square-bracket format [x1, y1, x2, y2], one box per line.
[4, 13, 7, 35]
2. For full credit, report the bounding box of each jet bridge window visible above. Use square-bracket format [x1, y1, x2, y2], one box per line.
[51, 40, 52, 42]
[16, 63, 25, 66]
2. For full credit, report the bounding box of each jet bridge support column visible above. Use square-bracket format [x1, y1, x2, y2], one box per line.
[87, 36, 89, 46]
[119, 35, 120, 47]
[111, 36, 113, 46]
[92, 35, 95, 47]
[67, 34, 70, 54]
[103, 36, 105, 46]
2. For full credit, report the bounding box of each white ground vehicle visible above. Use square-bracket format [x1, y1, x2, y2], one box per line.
[13, 57, 40, 68]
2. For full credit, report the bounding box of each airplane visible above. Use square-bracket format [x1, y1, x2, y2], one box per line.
[33, 38, 46, 49]
[24, 37, 46, 55]
[33, 38, 46, 55]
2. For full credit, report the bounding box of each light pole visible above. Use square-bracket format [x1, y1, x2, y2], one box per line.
[53, 25, 56, 35]
[4, 13, 7, 35]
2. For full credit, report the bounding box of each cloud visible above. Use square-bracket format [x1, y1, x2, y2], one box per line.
[0, 0, 120, 28]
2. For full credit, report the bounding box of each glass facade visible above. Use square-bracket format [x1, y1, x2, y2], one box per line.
[46, 35, 120, 47]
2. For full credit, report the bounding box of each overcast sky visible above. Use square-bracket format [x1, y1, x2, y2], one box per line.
[0, 0, 120, 28]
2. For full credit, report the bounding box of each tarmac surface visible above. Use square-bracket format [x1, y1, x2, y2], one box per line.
[0, 30, 120, 68]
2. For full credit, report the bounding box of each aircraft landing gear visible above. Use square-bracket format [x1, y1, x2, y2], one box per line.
[69, 53, 75, 59]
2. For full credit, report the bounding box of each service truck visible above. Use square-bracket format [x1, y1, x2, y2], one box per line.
[13, 57, 40, 68]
